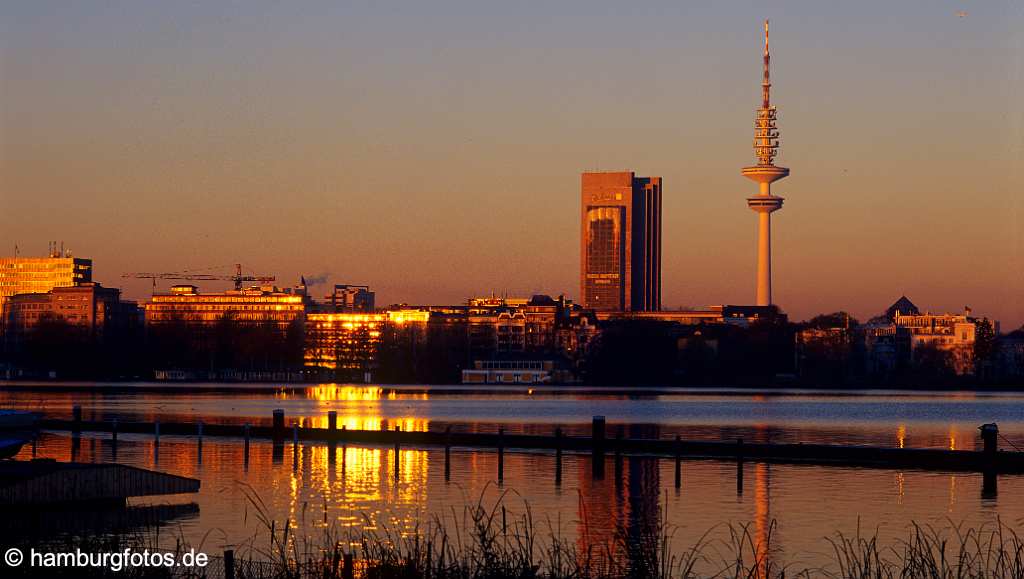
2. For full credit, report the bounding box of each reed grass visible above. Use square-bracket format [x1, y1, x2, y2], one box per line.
[5, 486, 1024, 578]
[226, 483, 1024, 579]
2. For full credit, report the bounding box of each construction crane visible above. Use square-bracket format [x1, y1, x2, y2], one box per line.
[122, 263, 275, 291]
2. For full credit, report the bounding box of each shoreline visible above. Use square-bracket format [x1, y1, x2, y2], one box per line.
[4, 380, 1024, 397]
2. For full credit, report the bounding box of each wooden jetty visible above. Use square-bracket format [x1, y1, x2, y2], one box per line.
[36, 411, 1024, 474]
[0, 459, 200, 505]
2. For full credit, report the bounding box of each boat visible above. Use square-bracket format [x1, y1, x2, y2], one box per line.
[0, 410, 39, 430]
[0, 438, 27, 460]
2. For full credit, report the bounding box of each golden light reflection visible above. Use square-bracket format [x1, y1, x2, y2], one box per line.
[387, 310, 430, 324]
[307, 385, 385, 402]
[895, 472, 905, 504]
[948, 475, 958, 513]
[754, 463, 772, 576]
[295, 385, 431, 431]
[290, 442, 429, 536]
[896, 425, 906, 449]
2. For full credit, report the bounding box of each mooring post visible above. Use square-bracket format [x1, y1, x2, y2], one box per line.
[328, 410, 337, 435]
[980, 423, 999, 456]
[292, 423, 299, 469]
[980, 423, 1000, 499]
[197, 421, 203, 464]
[111, 418, 118, 444]
[71, 432, 80, 462]
[394, 425, 401, 482]
[342, 553, 354, 579]
[272, 409, 285, 440]
[592, 416, 606, 448]
[498, 427, 505, 483]
[592, 416, 606, 479]
[555, 427, 563, 486]
[243, 423, 251, 465]
[736, 437, 744, 495]
[444, 426, 452, 482]
[675, 434, 682, 489]
[72, 405, 82, 434]
[614, 427, 623, 486]
[152, 421, 159, 464]
[223, 549, 235, 579]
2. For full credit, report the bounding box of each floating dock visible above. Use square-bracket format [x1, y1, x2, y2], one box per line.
[36, 413, 1024, 474]
[0, 460, 200, 504]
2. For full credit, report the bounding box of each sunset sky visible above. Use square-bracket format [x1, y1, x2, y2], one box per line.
[2, 1, 1022, 326]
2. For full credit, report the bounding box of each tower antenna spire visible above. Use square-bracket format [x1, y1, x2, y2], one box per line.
[762, 19, 771, 109]
[741, 19, 790, 307]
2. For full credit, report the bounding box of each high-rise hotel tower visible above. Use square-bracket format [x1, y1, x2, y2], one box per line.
[580, 171, 662, 312]
[741, 20, 789, 307]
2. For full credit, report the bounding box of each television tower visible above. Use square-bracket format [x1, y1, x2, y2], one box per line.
[741, 19, 789, 306]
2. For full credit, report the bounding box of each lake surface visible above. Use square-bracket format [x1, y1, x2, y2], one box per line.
[4, 383, 1024, 573]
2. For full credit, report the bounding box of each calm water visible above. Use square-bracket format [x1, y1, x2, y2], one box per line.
[4, 383, 1024, 572]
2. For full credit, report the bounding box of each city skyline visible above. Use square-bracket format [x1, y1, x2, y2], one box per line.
[2, 3, 1023, 326]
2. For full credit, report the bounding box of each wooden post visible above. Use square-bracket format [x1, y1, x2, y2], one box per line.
[197, 421, 203, 464]
[614, 427, 623, 486]
[72, 405, 82, 434]
[980, 423, 999, 499]
[736, 438, 744, 495]
[328, 410, 337, 434]
[243, 423, 251, 466]
[109, 418, 116, 461]
[341, 425, 347, 474]
[555, 427, 563, 486]
[272, 409, 285, 440]
[592, 416, 605, 480]
[154, 421, 160, 443]
[980, 423, 999, 456]
[394, 426, 400, 482]
[497, 427, 505, 483]
[444, 426, 451, 482]
[342, 553, 354, 579]
[674, 434, 682, 489]
[223, 549, 235, 579]
[592, 416, 606, 447]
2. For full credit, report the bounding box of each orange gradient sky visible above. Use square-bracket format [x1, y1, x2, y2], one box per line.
[2, 2, 1022, 326]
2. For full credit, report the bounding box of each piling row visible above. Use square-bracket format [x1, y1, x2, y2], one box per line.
[42, 409, 1024, 474]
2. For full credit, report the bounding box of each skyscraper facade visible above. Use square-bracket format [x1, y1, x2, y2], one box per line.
[580, 171, 662, 312]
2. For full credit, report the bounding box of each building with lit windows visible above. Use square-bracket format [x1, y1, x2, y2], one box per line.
[895, 309, 987, 375]
[860, 298, 994, 376]
[321, 284, 375, 313]
[1, 253, 93, 307]
[143, 284, 307, 329]
[304, 312, 385, 375]
[3, 282, 139, 340]
[580, 171, 661, 312]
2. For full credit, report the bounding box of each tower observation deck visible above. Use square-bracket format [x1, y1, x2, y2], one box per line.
[741, 19, 790, 307]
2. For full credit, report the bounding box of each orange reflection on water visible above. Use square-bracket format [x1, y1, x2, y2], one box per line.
[896, 425, 906, 449]
[288, 441, 429, 535]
